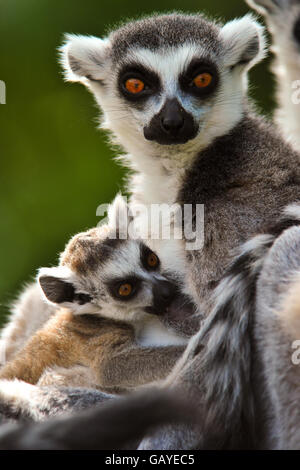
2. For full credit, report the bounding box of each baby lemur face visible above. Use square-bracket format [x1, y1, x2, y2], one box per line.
[61, 14, 266, 158]
[38, 227, 177, 323]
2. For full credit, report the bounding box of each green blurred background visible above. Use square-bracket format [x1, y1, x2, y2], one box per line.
[0, 0, 275, 326]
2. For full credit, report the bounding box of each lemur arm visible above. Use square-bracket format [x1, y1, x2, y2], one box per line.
[93, 344, 185, 390]
[247, 0, 300, 150]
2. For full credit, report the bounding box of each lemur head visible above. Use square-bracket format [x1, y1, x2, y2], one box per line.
[60, 13, 266, 165]
[38, 197, 177, 323]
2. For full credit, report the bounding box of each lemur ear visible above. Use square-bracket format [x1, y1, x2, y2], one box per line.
[38, 267, 75, 305]
[60, 34, 112, 82]
[219, 14, 267, 70]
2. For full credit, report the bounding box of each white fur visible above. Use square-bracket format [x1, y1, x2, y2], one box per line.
[219, 14, 267, 70]
[60, 34, 112, 82]
[283, 203, 300, 222]
[0, 379, 45, 421]
[135, 315, 188, 347]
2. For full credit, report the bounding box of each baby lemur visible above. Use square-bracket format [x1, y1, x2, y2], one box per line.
[0, 200, 188, 390]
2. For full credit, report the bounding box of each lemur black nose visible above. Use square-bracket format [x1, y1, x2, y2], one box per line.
[158, 280, 175, 302]
[160, 99, 184, 135]
[149, 280, 176, 315]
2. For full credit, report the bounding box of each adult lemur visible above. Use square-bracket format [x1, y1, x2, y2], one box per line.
[59, 11, 300, 316]
[1, 4, 300, 449]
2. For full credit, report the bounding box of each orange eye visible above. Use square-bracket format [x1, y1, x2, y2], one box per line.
[147, 253, 159, 268]
[193, 72, 213, 88]
[125, 78, 145, 94]
[118, 283, 133, 297]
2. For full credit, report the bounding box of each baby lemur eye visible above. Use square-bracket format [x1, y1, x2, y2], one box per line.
[147, 252, 159, 268]
[140, 245, 160, 271]
[125, 78, 145, 94]
[118, 283, 133, 297]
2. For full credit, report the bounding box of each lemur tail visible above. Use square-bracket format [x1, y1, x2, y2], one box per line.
[193, 203, 300, 448]
[0, 389, 194, 450]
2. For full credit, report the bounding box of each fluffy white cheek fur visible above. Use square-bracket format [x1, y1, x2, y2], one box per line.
[198, 67, 244, 150]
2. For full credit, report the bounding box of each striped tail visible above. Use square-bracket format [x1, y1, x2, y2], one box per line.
[191, 203, 300, 448]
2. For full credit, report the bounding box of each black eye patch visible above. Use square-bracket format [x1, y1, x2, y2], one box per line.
[179, 59, 219, 98]
[106, 276, 141, 301]
[140, 244, 160, 271]
[294, 16, 300, 44]
[118, 63, 161, 103]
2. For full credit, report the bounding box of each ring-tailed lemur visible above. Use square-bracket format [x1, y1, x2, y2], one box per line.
[0, 196, 190, 390]
[1, 204, 300, 449]
[60, 12, 300, 328]
[247, 0, 300, 150]
[3, 11, 300, 354]
[1, 10, 300, 449]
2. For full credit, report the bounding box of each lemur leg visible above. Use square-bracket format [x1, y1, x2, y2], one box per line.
[247, 0, 300, 150]
[0, 379, 115, 423]
[255, 225, 300, 450]
[0, 283, 55, 366]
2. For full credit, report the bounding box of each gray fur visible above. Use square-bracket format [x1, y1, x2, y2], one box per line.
[179, 111, 300, 310]
[0, 381, 113, 424]
[255, 226, 300, 449]
[1, 9, 300, 450]
[140, 219, 300, 449]
[0, 389, 193, 450]
[108, 13, 221, 64]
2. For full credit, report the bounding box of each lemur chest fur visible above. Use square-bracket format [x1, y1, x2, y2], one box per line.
[134, 315, 188, 347]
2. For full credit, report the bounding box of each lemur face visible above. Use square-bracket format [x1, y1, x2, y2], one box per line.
[38, 227, 177, 323]
[60, 14, 266, 158]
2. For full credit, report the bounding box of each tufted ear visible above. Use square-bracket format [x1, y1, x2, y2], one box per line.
[59, 34, 112, 83]
[38, 267, 91, 307]
[219, 14, 267, 70]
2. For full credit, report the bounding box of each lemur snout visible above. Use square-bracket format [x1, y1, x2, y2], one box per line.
[160, 99, 184, 135]
[144, 98, 198, 145]
[145, 280, 177, 316]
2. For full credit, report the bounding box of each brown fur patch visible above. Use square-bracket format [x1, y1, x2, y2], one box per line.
[0, 308, 184, 389]
[60, 227, 124, 275]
